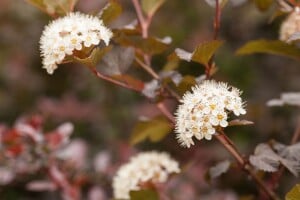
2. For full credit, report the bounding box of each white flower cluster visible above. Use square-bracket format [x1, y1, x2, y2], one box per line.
[175, 80, 246, 148]
[280, 8, 300, 42]
[40, 12, 112, 74]
[112, 151, 180, 199]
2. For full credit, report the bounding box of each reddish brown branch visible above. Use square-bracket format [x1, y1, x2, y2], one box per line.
[213, 0, 221, 40]
[206, 0, 222, 78]
[135, 58, 159, 79]
[205, 0, 222, 78]
[131, 0, 149, 38]
[215, 131, 281, 200]
[156, 102, 175, 124]
[269, 121, 300, 191]
[135, 58, 181, 101]
[131, 0, 181, 102]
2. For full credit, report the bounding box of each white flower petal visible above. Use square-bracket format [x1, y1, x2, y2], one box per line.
[204, 134, 213, 140]
[220, 120, 228, 127]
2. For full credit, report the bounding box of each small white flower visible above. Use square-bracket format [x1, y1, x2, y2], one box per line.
[175, 80, 246, 148]
[112, 151, 180, 199]
[67, 35, 83, 51]
[199, 125, 215, 140]
[40, 12, 113, 74]
[210, 111, 228, 127]
[232, 103, 246, 116]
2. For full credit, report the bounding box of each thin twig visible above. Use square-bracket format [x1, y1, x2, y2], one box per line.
[135, 58, 160, 79]
[131, 0, 151, 67]
[213, 0, 221, 40]
[132, 1, 181, 101]
[156, 102, 175, 124]
[164, 85, 181, 101]
[135, 58, 181, 101]
[131, 0, 148, 38]
[215, 131, 281, 200]
[206, 0, 222, 78]
[88, 66, 177, 123]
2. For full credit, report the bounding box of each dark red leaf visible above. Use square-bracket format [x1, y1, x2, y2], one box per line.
[112, 74, 145, 91]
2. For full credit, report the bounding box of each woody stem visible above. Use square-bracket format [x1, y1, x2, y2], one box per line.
[215, 131, 281, 200]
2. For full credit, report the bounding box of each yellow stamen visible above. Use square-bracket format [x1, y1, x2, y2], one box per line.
[217, 114, 224, 120]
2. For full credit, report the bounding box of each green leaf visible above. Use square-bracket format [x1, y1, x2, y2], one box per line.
[176, 75, 197, 96]
[26, 0, 53, 14]
[99, 0, 122, 25]
[25, 0, 44, 8]
[286, 184, 300, 200]
[130, 189, 159, 200]
[56, 0, 78, 13]
[141, 0, 166, 17]
[74, 46, 112, 67]
[130, 116, 172, 145]
[26, 0, 78, 15]
[254, 0, 273, 11]
[191, 40, 224, 66]
[236, 40, 300, 60]
[163, 52, 180, 71]
[115, 32, 169, 55]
